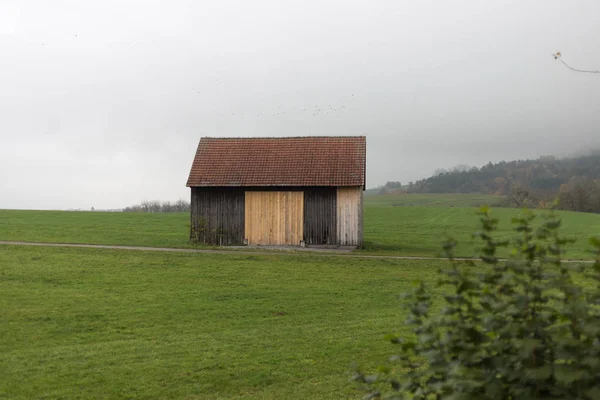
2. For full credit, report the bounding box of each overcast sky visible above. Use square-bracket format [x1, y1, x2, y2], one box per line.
[1, 1, 599, 210]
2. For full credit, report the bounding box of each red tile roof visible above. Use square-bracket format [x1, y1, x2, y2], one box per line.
[186, 136, 366, 187]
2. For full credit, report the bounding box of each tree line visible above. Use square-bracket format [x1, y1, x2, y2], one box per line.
[376, 153, 600, 213]
[123, 199, 190, 213]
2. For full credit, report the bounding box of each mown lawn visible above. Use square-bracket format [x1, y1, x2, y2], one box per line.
[1, 194, 599, 259]
[0, 245, 441, 399]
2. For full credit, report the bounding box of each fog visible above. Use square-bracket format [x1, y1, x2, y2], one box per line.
[1, 0, 599, 209]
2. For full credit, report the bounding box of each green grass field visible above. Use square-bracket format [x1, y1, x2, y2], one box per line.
[363, 204, 600, 259]
[363, 193, 503, 207]
[1, 194, 599, 259]
[0, 210, 192, 248]
[1, 245, 438, 399]
[2, 194, 600, 398]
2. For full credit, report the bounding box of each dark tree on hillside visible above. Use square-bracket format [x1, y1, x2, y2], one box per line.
[377, 181, 403, 195]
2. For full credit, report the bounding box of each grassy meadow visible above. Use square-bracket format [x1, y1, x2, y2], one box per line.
[363, 199, 600, 259]
[363, 192, 503, 207]
[1, 245, 439, 399]
[1, 193, 599, 259]
[0, 210, 191, 249]
[2, 193, 600, 398]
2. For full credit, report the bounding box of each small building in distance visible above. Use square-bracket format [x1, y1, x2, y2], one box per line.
[186, 136, 366, 247]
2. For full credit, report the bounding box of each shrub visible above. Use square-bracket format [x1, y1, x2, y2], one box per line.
[353, 207, 600, 399]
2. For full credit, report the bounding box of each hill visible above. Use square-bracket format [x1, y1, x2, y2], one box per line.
[376, 153, 600, 212]
[406, 154, 600, 194]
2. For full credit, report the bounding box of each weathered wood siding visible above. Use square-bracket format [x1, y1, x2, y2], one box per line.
[190, 186, 361, 246]
[336, 186, 363, 246]
[190, 188, 245, 245]
[303, 188, 337, 245]
[245, 191, 304, 245]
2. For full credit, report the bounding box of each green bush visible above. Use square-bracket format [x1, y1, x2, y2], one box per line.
[353, 207, 600, 399]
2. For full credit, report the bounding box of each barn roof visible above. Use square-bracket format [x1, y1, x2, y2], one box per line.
[186, 136, 366, 188]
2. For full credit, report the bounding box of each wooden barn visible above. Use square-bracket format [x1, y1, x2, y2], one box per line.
[186, 136, 366, 247]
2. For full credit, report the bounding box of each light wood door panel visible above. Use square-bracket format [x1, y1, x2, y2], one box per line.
[244, 191, 304, 245]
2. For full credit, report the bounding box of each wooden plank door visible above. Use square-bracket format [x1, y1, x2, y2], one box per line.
[244, 191, 304, 245]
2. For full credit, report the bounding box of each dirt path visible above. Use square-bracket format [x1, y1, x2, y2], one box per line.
[0, 240, 594, 263]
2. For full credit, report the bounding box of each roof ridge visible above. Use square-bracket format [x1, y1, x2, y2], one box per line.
[200, 136, 366, 139]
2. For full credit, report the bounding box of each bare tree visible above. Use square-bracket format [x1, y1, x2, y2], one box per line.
[148, 201, 161, 213]
[140, 200, 151, 212]
[161, 201, 173, 212]
[558, 177, 599, 213]
[174, 198, 190, 212]
[508, 184, 536, 207]
[553, 52, 600, 74]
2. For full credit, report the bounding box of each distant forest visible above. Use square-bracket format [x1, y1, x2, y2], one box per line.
[376, 153, 600, 213]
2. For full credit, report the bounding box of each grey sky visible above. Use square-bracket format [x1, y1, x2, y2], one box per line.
[1, 0, 599, 210]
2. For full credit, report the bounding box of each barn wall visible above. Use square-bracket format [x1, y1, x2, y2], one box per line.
[190, 186, 361, 246]
[190, 187, 245, 245]
[303, 188, 337, 245]
[245, 191, 304, 245]
[336, 186, 363, 246]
